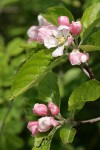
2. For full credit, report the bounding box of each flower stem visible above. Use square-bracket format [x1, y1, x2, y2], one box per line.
[80, 62, 95, 80]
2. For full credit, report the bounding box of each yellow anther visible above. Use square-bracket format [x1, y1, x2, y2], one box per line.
[58, 37, 65, 44]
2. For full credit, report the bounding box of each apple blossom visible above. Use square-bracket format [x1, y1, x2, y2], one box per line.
[38, 117, 59, 132]
[69, 50, 89, 65]
[70, 21, 82, 35]
[44, 25, 73, 57]
[27, 15, 50, 42]
[32, 103, 48, 116]
[37, 25, 57, 43]
[48, 102, 60, 115]
[58, 16, 70, 26]
[27, 121, 39, 136]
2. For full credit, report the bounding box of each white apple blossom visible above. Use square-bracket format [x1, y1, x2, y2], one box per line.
[44, 25, 73, 57]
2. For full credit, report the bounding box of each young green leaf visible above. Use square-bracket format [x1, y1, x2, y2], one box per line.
[38, 72, 60, 106]
[32, 128, 56, 150]
[81, 2, 100, 33]
[60, 126, 76, 143]
[80, 18, 100, 45]
[10, 50, 66, 100]
[6, 38, 25, 56]
[23, 41, 45, 58]
[42, 7, 74, 26]
[80, 30, 100, 51]
[68, 80, 100, 111]
[79, 45, 100, 52]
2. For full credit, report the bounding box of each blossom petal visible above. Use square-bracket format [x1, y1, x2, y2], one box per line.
[58, 25, 70, 38]
[38, 15, 50, 26]
[52, 45, 64, 57]
[44, 36, 58, 49]
[58, 25, 70, 31]
[53, 29, 62, 38]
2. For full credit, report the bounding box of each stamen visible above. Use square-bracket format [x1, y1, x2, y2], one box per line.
[58, 37, 65, 44]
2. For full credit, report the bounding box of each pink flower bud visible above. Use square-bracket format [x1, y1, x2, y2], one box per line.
[27, 121, 39, 136]
[38, 117, 59, 132]
[33, 103, 48, 116]
[27, 26, 39, 40]
[69, 50, 89, 65]
[67, 36, 74, 45]
[70, 21, 82, 35]
[80, 53, 89, 63]
[58, 16, 70, 26]
[48, 102, 60, 115]
[69, 51, 81, 65]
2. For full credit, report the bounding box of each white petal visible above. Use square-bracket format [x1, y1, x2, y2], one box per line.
[38, 15, 50, 26]
[62, 29, 70, 38]
[53, 29, 62, 38]
[58, 25, 70, 31]
[52, 45, 64, 57]
[44, 36, 58, 49]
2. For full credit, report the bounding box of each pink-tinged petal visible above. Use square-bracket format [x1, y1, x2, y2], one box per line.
[52, 46, 64, 57]
[44, 36, 58, 49]
[38, 117, 52, 132]
[27, 26, 39, 39]
[70, 21, 82, 35]
[38, 25, 57, 43]
[27, 121, 39, 136]
[32, 103, 48, 116]
[69, 51, 81, 65]
[80, 53, 89, 63]
[67, 36, 74, 45]
[50, 117, 59, 126]
[48, 102, 60, 116]
[58, 16, 70, 26]
[38, 15, 50, 26]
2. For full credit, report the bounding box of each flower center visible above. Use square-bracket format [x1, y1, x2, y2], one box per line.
[57, 36, 65, 44]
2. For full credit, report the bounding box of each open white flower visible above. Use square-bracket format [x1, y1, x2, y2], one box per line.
[44, 25, 73, 57]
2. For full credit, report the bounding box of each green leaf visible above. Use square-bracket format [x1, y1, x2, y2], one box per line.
[80, 31, 100, 51]
[60, 126, 76, 143]
[81, 2, 100, 32]
[6, 38, 25, 56]
[38, 72, 60, 106]
[0, 35, 4, 52]
[80, 18, 100, 45]
[80, 45, 100, 52]
[32, 128, 56, 150]
[42, 7, 74, 26]
[23, 41, 45, 58]
[86, 31, 100, 45]
[10, 50, 66, 100]
[68, 80, 100, 111]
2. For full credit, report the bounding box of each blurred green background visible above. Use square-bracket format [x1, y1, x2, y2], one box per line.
[0, 0, 100, 150]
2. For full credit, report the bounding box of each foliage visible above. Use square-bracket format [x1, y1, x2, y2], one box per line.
[0, 0, 100, 150]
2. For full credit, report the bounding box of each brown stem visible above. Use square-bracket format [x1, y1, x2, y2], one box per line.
[80, 62, 95, 80]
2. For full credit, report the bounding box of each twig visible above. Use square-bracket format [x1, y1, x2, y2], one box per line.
[80, 62, 95, 80]
[79, 117, 100, 124]
[73, 117, 100, 126]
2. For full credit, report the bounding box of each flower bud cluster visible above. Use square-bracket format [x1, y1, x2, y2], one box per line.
[69, 50, 89, 65]
[27, 102, 60, 136]
[27, 15, 89, 65]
